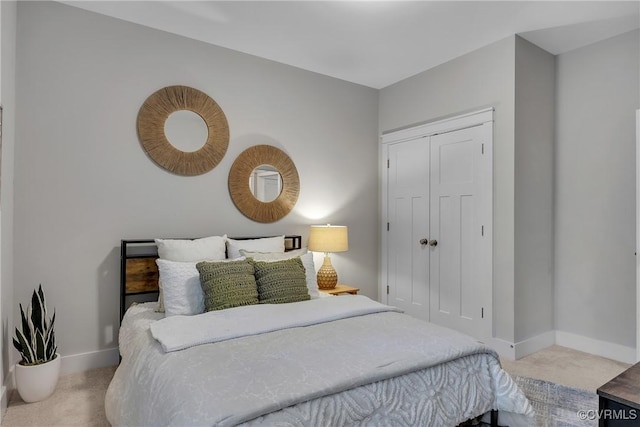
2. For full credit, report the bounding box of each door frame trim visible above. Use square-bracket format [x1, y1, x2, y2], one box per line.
[636, 109, 639, 362]
[381, 108, 494, 144]
[380, 108, 494, 338]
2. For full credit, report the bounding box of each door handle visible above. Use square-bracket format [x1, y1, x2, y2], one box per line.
[419, 238, 428, 246]
[429, 239, 438, 247]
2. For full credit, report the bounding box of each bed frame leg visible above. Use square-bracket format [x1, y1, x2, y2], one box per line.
[490, 410, 499, 427]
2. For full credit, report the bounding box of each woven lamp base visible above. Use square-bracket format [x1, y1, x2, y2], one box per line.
[317, 255, 338, 290]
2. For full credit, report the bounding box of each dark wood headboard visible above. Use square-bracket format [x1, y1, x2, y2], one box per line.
[120, 235, 302, 319]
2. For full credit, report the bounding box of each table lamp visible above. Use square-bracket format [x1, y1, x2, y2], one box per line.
[308, 224, 349, 289]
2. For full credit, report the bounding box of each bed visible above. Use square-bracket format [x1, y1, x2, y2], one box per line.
[105, 235, 533, 426]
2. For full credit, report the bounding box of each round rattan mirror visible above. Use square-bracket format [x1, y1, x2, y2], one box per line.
[137, 85, 229, 176]
[229, 145, 299, 223]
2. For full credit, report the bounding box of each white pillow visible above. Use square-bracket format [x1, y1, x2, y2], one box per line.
[157, 257, 246, 316]
[227, 236, 285, 259]
[155, 235, 227, 262]
[240, 248, 319, 298]
[155, 259, 203, 317]
[240, 247, 307, 260]
[155, 235, 227, 312]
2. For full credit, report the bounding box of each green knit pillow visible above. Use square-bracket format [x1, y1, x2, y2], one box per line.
[252, 257, 310, 304]
[196, 260, 259, 311]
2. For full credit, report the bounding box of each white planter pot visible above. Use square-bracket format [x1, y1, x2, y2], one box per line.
[15, 353, 61, 403]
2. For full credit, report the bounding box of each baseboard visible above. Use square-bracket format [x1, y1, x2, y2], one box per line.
[556, 331, 636, 364]
[60, 347, 119, 375]
[486, 329, 633, 364]
[485, 337, 516, 360]
[1, 367, 14, 423]
[514, 330, 556, 359]
[486, 331, 555, 361]
[0, 385, 7, 423]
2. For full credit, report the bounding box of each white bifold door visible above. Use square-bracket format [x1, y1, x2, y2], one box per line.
[384, 116, 493, 341]
[387, 137, 430, 321]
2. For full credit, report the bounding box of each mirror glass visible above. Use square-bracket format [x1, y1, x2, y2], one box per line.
[164, 110, 209, 152]
[249, 164, 282, 202]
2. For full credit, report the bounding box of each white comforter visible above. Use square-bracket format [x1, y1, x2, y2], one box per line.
[150, 296, 403, 352]
[106, 297, 533, 426]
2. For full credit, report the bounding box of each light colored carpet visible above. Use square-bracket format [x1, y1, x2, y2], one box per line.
[1, 365, 116, 426]
[0, 345, 631, 426]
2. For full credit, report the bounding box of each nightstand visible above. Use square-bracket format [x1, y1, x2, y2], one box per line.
[597, 362, 640, 426]
[319, 284, 359, 296]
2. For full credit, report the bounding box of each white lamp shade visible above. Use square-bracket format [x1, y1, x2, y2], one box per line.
[308, 225, 348, 253]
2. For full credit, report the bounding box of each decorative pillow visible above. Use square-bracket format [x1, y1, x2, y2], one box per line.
[240, 249, 319, 298]
[252, 257, 310, 304]
[226, 236, 285, 259]
[197, 259, 259, 311]
[155, 235, 227, 262]
[155, 259, 204, 317]
[155, 235, 227, 312]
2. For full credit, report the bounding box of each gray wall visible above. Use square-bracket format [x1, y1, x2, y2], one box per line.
[379, 36, 518, 343]
[380, 30, 639, 351]
[14, 2, 378, 362]
[513, 36, 555, 342]
[555, 30, 639, 348]
[0, 1, 17, 408]
[1, 0, 17, 401]
[10, 2, 640, 369]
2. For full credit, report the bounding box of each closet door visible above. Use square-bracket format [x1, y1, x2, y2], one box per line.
[429, 124, 492, 340]
[382, 109, 493, 341]
[386, 137, 430, 321]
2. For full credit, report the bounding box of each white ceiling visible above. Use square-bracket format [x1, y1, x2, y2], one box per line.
[60, 1, 640, 89]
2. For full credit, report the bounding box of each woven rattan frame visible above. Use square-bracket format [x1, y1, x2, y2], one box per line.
[137, 86, 229, 176]
[229, 145, 299, 223]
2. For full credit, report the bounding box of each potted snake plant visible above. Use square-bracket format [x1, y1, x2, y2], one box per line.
[12, 284, 60, 402]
